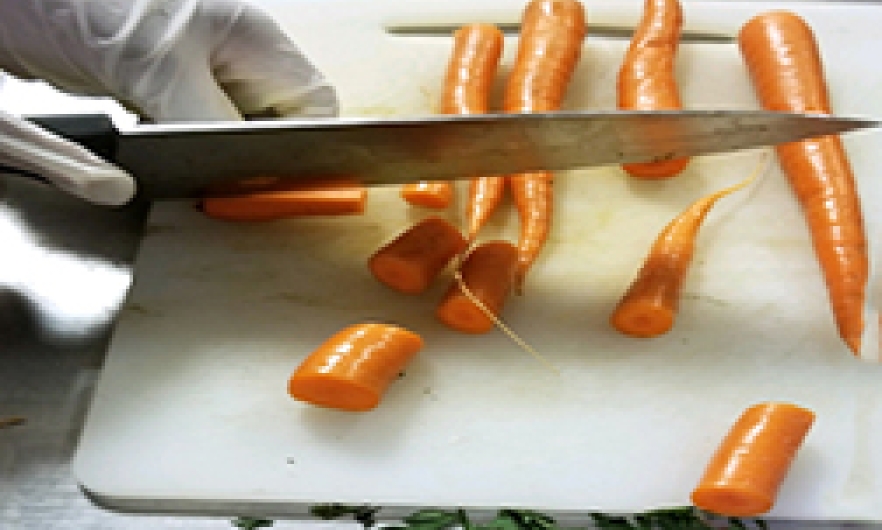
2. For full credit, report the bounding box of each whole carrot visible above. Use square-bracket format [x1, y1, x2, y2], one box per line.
[504, 0, 585, 290]
[436, 241, 519, 334]
[288, 323, 423, 412]
[617, 0, 689, 178]
[200, 178, 367, 221]
[368, 216, 467, 295]
[691, 402, 815, 517]
[402, 23, 504, 214]
[739, 11, 868, 355]
[610, 163, 760, 338]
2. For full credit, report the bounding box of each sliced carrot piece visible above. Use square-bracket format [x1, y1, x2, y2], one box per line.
[436, 241, 519, 334]
[368, 216, 467, 295]
[691, 402, 816, 517]
[200, 178, 366, 222]
[400, 181, 455, 209]
[288, 323, 423, 412]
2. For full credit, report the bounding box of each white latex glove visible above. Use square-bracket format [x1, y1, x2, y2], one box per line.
[0, 0, 338, 206]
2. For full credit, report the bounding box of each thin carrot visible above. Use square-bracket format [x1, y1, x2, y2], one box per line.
[368, 216, 467, 295]
[738, 11, 868, 355]
[288, 323, 423, 412]
[504, 0, 586, 290]
[610, 155, 765, 338]
[402, 23, 504, 214]
[200, 178, 366, 222]
[617, 0, 689, 178]
[691, 402, 815, 517]
[436, 241, 519, 334]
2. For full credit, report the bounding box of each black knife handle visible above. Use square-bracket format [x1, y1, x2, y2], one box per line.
[26, 113, 119, 162]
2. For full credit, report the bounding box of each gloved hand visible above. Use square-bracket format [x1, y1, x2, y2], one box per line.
[0, 0, 338, 206]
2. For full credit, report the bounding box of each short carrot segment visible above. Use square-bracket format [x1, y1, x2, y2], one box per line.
[436, 241, 519, 334]
[368, 216, 467, 295]
[618, 0, 689, 178]
[738, 11, 868, 355]
[691, 402, 816, 517]
[610, 164, 760, 338]
[288, 323, 423, 412]
[504, 0, 585, 289]
[200, 178, 366, 222]
[400, 181, 454, 209]
[403, 23, 504, 214]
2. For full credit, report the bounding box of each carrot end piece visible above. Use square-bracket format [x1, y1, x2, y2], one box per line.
[622, 158, 690, 179]
[288, 375, 381, 412]
[610, 300, 676, 338]
[690, 484, 774, 518]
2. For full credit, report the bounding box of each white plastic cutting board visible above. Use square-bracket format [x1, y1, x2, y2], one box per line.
[73, 0, 882, 522]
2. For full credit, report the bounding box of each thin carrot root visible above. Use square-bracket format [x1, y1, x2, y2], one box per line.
[618, 0, 689, 178]
[503, 0, 586, 290]
[200, 178, 367, 222]
[691, 402, 815, 516]
[288, 323, 423, 412]
[401, 181, 454, 209]
[610, 153, 768, 338]
[436, 241, 519, 334]
[466, 176, 507, 243]
[739, 11, 868, 355]
[369, 216, 467, 295]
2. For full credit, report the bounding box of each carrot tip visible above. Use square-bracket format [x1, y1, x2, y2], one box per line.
[610, 301, 676, 338]
[690, 484, 774, 517]
[288, 375, 380, 412]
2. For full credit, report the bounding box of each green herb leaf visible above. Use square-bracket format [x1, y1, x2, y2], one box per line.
[231, 516, 273, 529]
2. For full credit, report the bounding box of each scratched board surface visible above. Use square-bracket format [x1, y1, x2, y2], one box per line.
[72, 0, 882, 522]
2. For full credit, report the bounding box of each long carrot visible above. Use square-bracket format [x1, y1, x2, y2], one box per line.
[610, 158, 763, 338]
[738, 11, 868, 355]
[504, 0, 586, 290]
[691, 402, 815, 517]
[617, 0, 689, 178]
[288, 323, 423, 412]
[402, 23, 504, 214]
[200, 178, 366, 222]
[436, 241, 519, 334]
[368, 216, 467, 295]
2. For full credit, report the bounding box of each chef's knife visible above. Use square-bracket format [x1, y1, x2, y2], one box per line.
[22, 110, 879, 201]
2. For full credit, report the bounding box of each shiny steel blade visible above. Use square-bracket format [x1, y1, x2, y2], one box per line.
[384, 21, 733, 43]
[114, 110, 879, 200]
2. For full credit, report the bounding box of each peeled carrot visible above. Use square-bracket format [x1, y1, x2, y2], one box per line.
[436, 241, 519, 334]
[200, 178, 366, 222]
[450, 24, 505, 240]
[610, 168, 758, 338]
[504, 0, 585, 289]
[402, 23, 504, 213]
[617, 0, 689, 178]
[368, 216, 467, 295]
[691, 402, 815, 517]
[288, 323, 423, 412]
[738, 11, 868, 355]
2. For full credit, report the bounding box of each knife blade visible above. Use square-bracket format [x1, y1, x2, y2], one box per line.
[26, 110, 879, 200]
